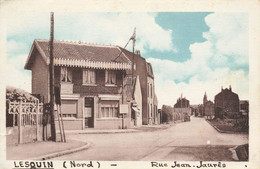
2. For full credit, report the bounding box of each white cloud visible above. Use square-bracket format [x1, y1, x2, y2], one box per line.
[5, 12, 175, 93]
[204, 13, 248, 67]
[149, 13, 249, 107]
[6, 12, 175, 54]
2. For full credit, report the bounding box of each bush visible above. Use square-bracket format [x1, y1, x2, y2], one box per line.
[161, 105, 174, 123]
[6, 86, 37, 103]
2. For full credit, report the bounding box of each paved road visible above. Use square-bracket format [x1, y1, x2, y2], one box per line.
[53, 116, 248, 161]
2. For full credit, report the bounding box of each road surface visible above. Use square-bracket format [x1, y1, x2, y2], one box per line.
[53, 116, 248, 161]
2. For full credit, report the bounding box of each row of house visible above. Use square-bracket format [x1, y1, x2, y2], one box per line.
[24, 39, 159, 130]
[195, 86, 249, 119]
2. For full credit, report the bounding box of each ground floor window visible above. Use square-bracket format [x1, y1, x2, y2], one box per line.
[100, 100, 119, 118]
[60, 100, 77, 118]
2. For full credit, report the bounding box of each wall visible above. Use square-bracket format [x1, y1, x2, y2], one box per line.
[204, 102, 215, 117]
[215, 89, 240, 118]
[55, 119, 83, 130]
[95, 118, 131, 129]
[147, 76, 154, 124]
[31, 49, 49, 103]
[6, 125, 51, 145]
[134, 76, 142, 126]
[174, 108, 191, 115]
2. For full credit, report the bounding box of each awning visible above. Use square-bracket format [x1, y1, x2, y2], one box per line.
[99, 94, 121, 100]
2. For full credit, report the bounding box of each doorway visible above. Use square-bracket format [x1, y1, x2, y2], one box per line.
[84, 97, 94, 128]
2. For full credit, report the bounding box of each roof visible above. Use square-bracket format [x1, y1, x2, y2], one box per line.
[124, 76, 137, 101]
[119, 47, 154, 78]
[146, 62, 154, 78]
[215, 88, 239, 100]
[25, 39, 132, 70]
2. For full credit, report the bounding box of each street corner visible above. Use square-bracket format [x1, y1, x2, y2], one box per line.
[7, 139, 89, 160]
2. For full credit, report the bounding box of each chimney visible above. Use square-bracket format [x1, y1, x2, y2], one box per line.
[229, 85, 232, 91]
[135, 50, 140, 56]
[221, 86, 223, 91]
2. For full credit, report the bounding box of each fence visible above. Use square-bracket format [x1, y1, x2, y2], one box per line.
[7, 99, 50, 144]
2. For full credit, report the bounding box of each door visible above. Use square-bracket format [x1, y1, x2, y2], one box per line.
[84, 97, 94, 128]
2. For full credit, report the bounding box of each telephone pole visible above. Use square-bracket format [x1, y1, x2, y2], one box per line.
[131, 28, 136, 84]
[49, 12, 56, 141]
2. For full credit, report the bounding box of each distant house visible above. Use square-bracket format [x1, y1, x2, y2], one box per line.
[24, 39, 145, 130]
[214, 86, 239, 119]
[203, 92, 215, 119]
[120, 48, 159, 125]
[173, 96, 191, 121]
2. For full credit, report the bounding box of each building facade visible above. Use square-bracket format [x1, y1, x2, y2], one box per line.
[173, 96, 191, 121]
[25, 39, 144, 130]
[120, 48, 159, 125]
[203, 92, 215, 119]
[214, 86, 239, 119]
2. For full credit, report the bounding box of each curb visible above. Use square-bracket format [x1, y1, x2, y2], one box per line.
[58, 124, 173, 135]
[58, 129, 138, 135]
[205, 119, 247, 134]
[32, 142, 90, 160]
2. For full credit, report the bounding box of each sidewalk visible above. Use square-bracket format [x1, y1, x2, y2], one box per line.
[7, 139, 89, 160]
[7, 123, 175, 160]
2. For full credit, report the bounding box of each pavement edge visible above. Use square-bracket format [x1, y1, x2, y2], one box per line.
[32, 142, 90, 160]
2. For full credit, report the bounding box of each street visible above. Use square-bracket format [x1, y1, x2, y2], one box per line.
[53, 116, 248, 161]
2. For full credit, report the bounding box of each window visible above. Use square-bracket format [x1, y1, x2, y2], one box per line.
[100, 100, 119, 118]
[60, 100, 77, 118]
[83, 69, 96, 85]
[61, 67, 72, 83]
[147, 83, 149, 97]
[105, 70, 116, 85]
[150, 84, 153, 98]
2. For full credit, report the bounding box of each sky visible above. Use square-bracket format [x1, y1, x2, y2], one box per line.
[4, 12, 249, 106]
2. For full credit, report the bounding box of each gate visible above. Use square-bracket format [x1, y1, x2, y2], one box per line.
[7, 98, 50, 144]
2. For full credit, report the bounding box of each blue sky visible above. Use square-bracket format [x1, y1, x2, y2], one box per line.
[4, 12, 249, 106]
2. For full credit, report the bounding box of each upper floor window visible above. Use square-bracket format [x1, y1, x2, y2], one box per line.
[150, 84, 153, 98]
[61, 67, 72, 83]
[147, 83, 149, 97]
[105, 70, 116, 85]
[83, 69, 96, 85]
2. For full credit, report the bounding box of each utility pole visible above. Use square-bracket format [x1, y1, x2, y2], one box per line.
[49, 12, 56, 141]
[131, 28, 136, 85]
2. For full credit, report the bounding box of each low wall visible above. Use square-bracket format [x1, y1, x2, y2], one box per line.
[95, 118, 131, 129]
[55, 119, 83, 130]
[6, 125, 51, 145]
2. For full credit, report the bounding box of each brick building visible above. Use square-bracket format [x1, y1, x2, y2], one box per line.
[24, 39, 145, 129]
[120, 48, 159, 125]
[214, 86, 239, 119]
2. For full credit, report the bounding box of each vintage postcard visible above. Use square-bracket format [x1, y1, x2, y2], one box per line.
[0, 0, 259, 169]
